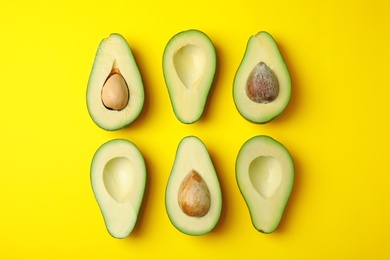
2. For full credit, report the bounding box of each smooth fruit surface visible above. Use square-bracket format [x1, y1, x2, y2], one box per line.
[236, 135, 294, 233]
[163, 29, 216, 124]
[90, 139, 147, 238]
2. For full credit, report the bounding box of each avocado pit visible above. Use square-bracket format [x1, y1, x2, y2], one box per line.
[101, 69, 129, 111]
[178, 169, 211, 217]
[246, 62, 279, 103]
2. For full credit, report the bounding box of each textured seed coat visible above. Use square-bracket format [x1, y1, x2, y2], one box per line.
[246, 62, 279, 103]
[178, 169, 211, 217]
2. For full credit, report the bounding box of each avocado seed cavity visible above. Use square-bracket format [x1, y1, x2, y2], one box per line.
[173, 44, 205, 89]
[249, 155, 282, 199]
[101, 72, 129, 111]
[246, 62, 279, 103]
[178, 169, 211, 217]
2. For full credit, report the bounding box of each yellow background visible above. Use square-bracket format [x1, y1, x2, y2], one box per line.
[1, 0, 389, 259]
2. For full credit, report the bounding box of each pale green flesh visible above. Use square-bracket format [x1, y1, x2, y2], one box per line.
[236, 135, 294, 233]
[249, 155, 282, 199]
[86, 33, 144, 130]
[163, 30, 216, 124]
[103, 157, 134, 203]
[233, 31, 291, 123]
[165, 136, 222, 236]
[91, 139, 146, 238]
[173, 44, 206, 89]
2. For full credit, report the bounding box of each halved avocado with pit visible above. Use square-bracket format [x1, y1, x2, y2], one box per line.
[165, 136, 222, 235]
[162, 30, 216, 124]
[86, 33, 144, 131]
[236, 135, 294, 233]
[233, 31, 291, 123]
[90, 139, 147, 238]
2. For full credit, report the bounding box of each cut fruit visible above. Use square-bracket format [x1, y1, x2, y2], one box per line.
[90, 139, 147, 238]
[236, 135, 294, 233]
[162, 29, 216, 124]
[87, 33, 144, 130]
[233, 31, 291, 123]
[165, 136, 222, 235]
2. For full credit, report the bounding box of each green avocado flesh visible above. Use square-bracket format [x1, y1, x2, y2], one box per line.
[233, 31, 291, 123]
[87, 33, 144, 131]
[165, 136, 222, 235]
[90, 139, 147, 238]
[236, 135, 294, 233]
[162, 30, 216, 124]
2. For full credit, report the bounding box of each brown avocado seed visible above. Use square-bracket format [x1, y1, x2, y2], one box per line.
[178, 169, 211, 217]
[246, 62, 279, 103]
[101, 73, 129, 111]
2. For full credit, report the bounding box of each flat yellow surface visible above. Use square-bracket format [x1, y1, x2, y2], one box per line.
[1, 0, 389, 259]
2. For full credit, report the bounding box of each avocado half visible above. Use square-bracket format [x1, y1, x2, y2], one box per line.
[90, 139, 147, 238]
[162, 30, 217, 124]
[86, 33, 144, 131]
[236, 135, 294, 233]
[233, 31, 291, 123]
[165, 136, 222, 235]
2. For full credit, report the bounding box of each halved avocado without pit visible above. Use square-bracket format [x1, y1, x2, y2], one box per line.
[162, 30, 217, 124]
[90, 139, 147, 238]
[86, 33, 144, 131]
[236, 135, 294, 233]
[233, 31, 291, 123]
